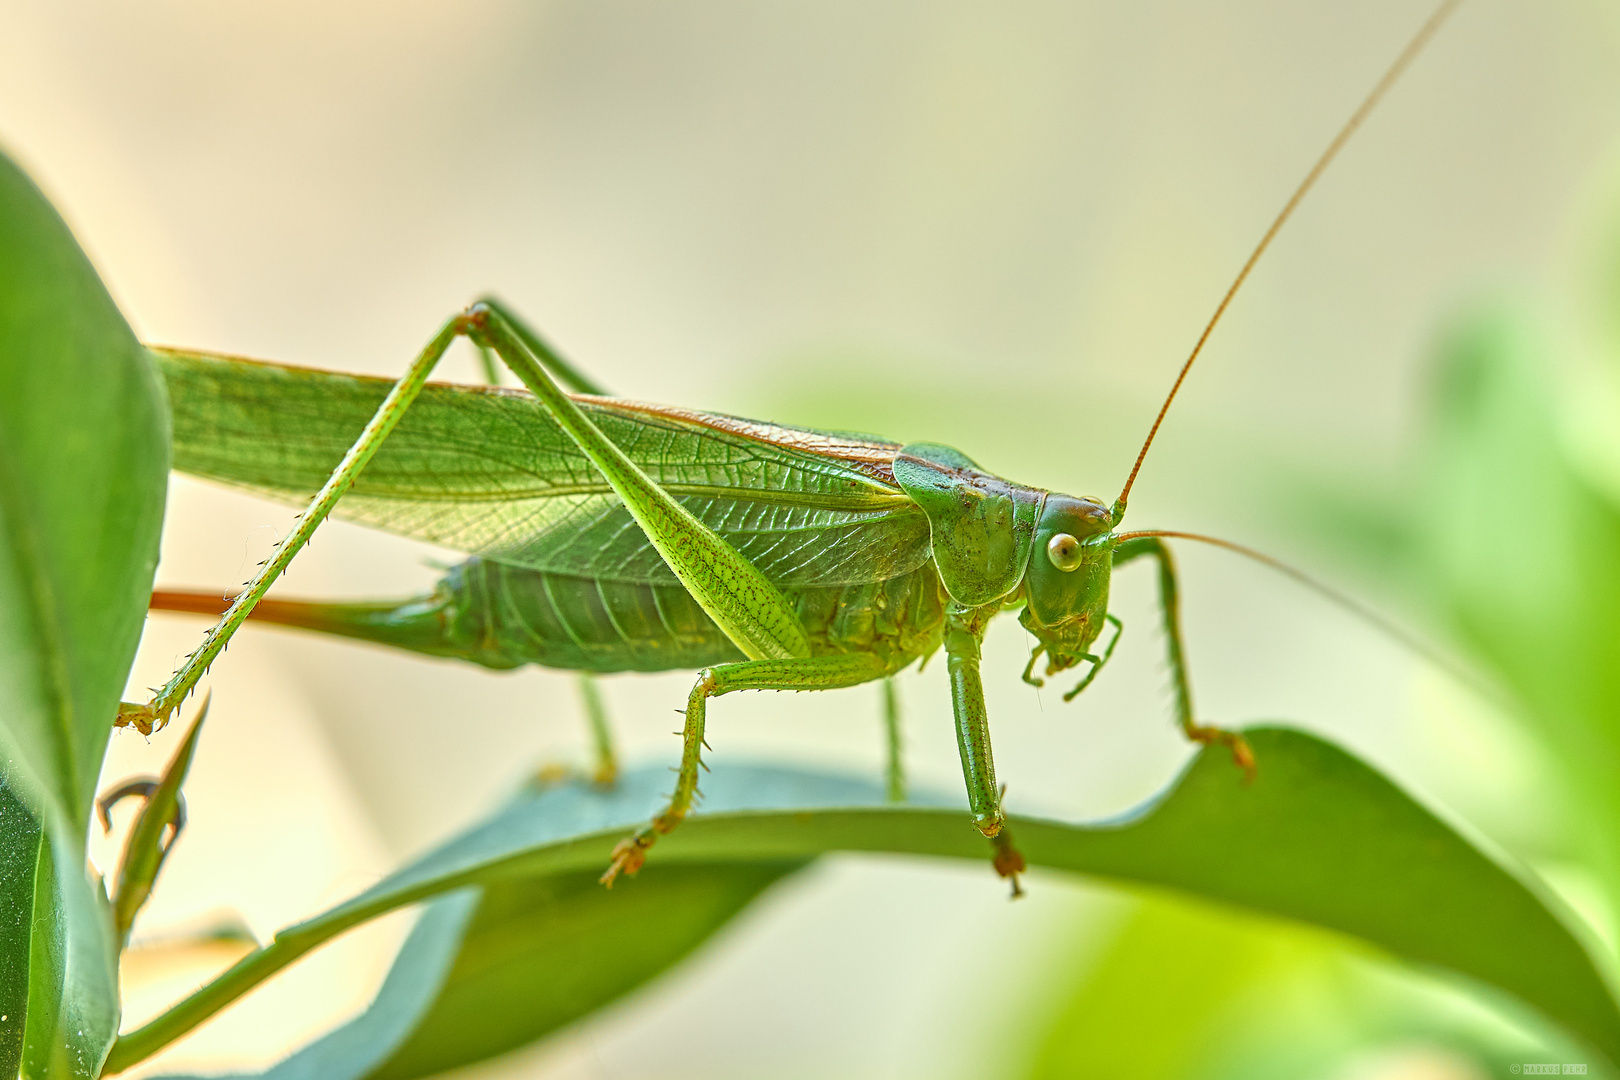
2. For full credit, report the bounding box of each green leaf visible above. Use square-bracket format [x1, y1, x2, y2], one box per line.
[4, 764, 120, 1080]
[0, 145, 170, 1077]
[1024, 892, 1587, 1080]
[1025, 895, 1299, 1080]
[109, 729, 1620, 1074]
[110, 706, 206, 947]
[1408, 310, 1620, 894]
[0, 146, 168, 838]
[1, 768, 44, 1077]
[368, 861, 801, 1080]
[166, 862, 802, 1080]
[164, 891, 484, 1080]
[21, 835, 121, 1080]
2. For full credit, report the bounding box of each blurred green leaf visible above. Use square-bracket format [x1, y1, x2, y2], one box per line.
[131, 764, 804, 1080]
[1025, 896, 1298, 1080]
[368, 861, 802, 1080]
[1025, 893, 1584, 1080]
[1290, 299, 1620, 892]
[1401, 309, 1620, 896]
[153, 890, 484, 1080]
[111, 729, 1619, 1074]
[0, 145, 169, 1076]
[178, 862, 804, 1080]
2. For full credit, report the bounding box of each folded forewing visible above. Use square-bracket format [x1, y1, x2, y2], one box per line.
[159, 349, 930, 586]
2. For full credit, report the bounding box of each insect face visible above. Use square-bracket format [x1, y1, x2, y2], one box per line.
[1018, 494, 1114, 678]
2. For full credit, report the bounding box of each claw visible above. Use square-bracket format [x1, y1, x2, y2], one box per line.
[525, 763, 574, 791]
[1020, 645, 1046, 688]
[600, 806, 687, 887]
[1188, 725, 1257, 785]
[600, 833, 649, 887]
[1229, 733, 1257, 784]
[991, 832, 1027, 900]
[116, 701, 159, 736]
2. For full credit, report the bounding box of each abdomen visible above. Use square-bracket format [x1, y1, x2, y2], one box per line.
[439, 558, 947, 675]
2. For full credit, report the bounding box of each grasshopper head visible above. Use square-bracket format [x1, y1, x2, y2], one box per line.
[1018, 493, 1115, 682]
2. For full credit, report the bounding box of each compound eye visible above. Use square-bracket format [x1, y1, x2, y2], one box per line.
[1046, 532, 1083, 572]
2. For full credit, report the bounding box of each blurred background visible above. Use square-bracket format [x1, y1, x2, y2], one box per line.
[4, 0, 1620, 1076]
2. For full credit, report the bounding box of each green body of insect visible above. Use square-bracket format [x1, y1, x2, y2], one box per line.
[128, 0, 1455, 883]
[138, 307, 1243, 889]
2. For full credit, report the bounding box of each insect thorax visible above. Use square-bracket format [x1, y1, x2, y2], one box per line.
[890, 441, 1115, 673]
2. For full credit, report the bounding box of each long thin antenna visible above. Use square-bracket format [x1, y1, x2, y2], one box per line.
[1114, 528, 1480, 690]
[1113, 0, 1463, 516]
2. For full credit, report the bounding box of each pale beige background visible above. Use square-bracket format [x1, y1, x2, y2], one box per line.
[3, 1, 1617, 1077]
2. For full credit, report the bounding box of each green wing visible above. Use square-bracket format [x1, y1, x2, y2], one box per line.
[159, 349, 931, 587]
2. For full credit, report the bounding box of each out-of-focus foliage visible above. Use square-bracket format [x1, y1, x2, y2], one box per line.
[1024, 894, 1561, 1080]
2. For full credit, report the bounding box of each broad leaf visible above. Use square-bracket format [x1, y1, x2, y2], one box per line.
[1, 768, 43, 1076]
[0, 146, 170, 1077]
[368, 862, 802, 1080]
[165, 861, 803, 1080]
[0, 147, 168, 839]
[168, 891, 484, 1080]
[110, 729, 1620, 1075]
[4, 765, 121, 1080]
[20, 835, 123, 1080]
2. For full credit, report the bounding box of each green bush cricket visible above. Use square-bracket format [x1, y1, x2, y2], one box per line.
[123, 1, 1460, 893]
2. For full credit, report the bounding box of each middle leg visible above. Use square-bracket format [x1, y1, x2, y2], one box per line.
[601, 652, 891, 885]
[577, 673, 618, 787]
[945, 603, 1026, 895]
[882, 677, 905, 804]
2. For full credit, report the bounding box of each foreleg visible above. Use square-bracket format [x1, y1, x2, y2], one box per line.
[577, 674, 617, 786]
[882, 677, 904, 803]
[946, 605, 1026, 895]
[1113, 537, 1254, 777]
